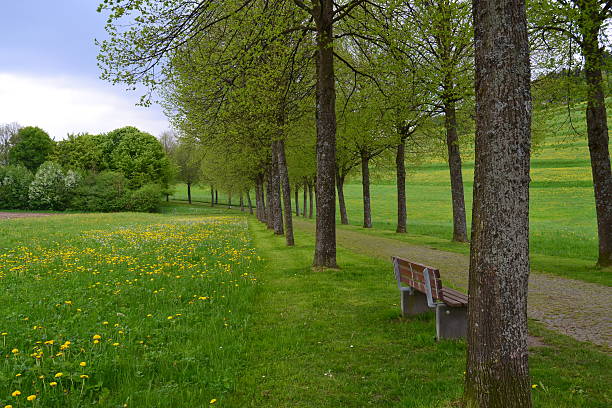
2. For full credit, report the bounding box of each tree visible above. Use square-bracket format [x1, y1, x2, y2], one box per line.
[52, 133, 106, 172]
[9, 126, 55, 171]
[466, 0, 533, 406]
[173, 139, 202, 204]
[529, 0, 612, 267]
[0, 122, 21, 166]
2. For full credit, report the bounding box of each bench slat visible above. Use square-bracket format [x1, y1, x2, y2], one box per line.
[441, 288, 468, 307]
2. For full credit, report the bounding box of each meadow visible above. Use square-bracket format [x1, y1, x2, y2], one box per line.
[0, 212, 260, 407]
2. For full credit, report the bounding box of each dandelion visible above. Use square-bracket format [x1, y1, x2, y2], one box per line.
[80, 374, 89, 379]
[49, 382, 57, 387]
[54, 372, 63, 378]
[92, 334, 101, 340]
[210, 399, 217, 404]
[93, 339, 100, 344]
[11, 390, 21, 397]
[80, 361, 87, 367]
[26, 395, 36, 401]
[532, 384, 538, 389]
[112, 342, 120, 346]
[11, 348, 18, 354]
[5, 405, 13, 408]
[103, 321, 109, 325]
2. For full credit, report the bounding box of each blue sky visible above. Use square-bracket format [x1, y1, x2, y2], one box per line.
[0, 0, 169, 140]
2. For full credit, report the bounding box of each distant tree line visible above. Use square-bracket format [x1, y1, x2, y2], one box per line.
[0, 125, 172, 213]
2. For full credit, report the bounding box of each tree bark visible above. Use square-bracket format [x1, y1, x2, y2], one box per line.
[336, 170, 349, 225]
[302, 181, 308, 218]
[240, 191, 244, 212]
[308, 181, 314, 219]
[396, 137, 407, 233]
[361, 151, 372, 229]
[266, 177, 274, 230]
[295, 186, 300, 216]
[579, 8, 612, 267]
[215, 189, 218, 205]
[187, 182, 192, 205]
[312, 0, 337, 268]
[246, 189, 254, 215]
[276, 139, 295, 246]
[466, 1, 532, 407]
[444, 99, 468, 242]
[270, 145, 284, 235]
[210, 186, 215, 207]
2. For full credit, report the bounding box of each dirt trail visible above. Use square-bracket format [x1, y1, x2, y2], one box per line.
[293, 219, 612, 349]
[0, 212, 54, 219]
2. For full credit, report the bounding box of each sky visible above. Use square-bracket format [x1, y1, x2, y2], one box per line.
[0, 0, 169, 140]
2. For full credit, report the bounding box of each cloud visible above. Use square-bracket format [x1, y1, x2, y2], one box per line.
[0, 72, 169, 140]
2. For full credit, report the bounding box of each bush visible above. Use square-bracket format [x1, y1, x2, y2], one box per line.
[28, 162, 79, 210]
[70, 171, 129, 212]
[127, 183, 162, 213]
[0, 165, 33, 209]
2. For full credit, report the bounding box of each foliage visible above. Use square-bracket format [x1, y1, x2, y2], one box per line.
[107, 127, 173, 190]
[0, 165, 33, 209]
[28, 162, 76, 211]
[69, 171, 130, 212]
[127, 183, 163, 213]
[52, 134, 107, 172]
[9, 126, 55, 172]
[0, 123, 21, 166]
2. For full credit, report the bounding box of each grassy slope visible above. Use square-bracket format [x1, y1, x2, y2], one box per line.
[225, 217, 611, 407]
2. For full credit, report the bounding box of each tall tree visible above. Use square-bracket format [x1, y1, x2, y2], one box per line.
[9, 126, 55, 172]
[529, 0, 612, 267]
[466, 0, 533, 406]
[173, 139, 202, 204]
[0, 122, 21, 166]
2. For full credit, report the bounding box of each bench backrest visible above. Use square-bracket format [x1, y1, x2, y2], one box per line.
[392, 256, 443, 305]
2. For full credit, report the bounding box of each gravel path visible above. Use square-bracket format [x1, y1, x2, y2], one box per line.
[0, 212, 54, 219]
[293, 219, 612, 349]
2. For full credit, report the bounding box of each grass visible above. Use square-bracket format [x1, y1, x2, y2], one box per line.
[0, 211, 261, 407]
[0, 206, 609, 407]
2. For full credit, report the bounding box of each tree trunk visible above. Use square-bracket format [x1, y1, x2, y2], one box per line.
[258, 176, 266, 222]
[215, 190, 218, 205]
[187, 182, 192, 205]
[466, 1, 532, 407]
[336, 170, 349, 225]
[166, 194, 169, 202]
[246, 189, 253, 215]
[361, 151, 372, 229]
[581, 15, 612, 267]
[295, 187, 300, 216]
[308, 181, 314, 219]
[276, 139, 295, 246]
[444, 99, 468, 242]
[211, 186, 215, 207]
[240, 191, 244, 212]
[266, 177, 274, 229]
[396, 138, 407, 233]
[270, 145, 284, 236]
[312, 0, 337, 268]
[303, 180, 308, 218]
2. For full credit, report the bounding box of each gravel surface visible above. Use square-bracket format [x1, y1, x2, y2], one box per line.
[0, 212, 54, 219]
[293, 219, 612, 349]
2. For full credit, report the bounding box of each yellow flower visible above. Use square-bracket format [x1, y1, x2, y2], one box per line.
[532, 384, 538, 389]
[26, 395, 36, 401]
[93, 339, 100, 344]
[1, 332, 7, 336]
[5, 404, 13, 408]
[210, 399, 217, 404]
[11, 348, 18, 354]
[11, 390, 21, 397]
[15, 374, 21, 377]
[54, 372, 63, 378]
[49, 382, 57, 387]
[112, 342, 120, 347]
[80, 374, 89, 379]
[80, 361, 87, 367]
[167, 316, 174, 320]
[92, 334, 101, 340]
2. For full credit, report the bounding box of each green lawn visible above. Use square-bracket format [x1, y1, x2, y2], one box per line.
[0, 206, 609, 407]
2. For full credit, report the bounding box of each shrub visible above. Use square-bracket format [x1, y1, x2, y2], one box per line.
[70, 171, 129, 212]
[28, 162, 78, 210]
[128, 183, 162, 213]
[9, 126, 55, 171]
[0, 165, 33, 209]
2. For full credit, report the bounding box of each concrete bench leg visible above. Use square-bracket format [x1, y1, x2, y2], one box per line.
[436, 304, 467, 340]
[400, 289, 429, 316]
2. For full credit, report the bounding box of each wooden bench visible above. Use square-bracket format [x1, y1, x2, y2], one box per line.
[392, 256, 468, 340]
